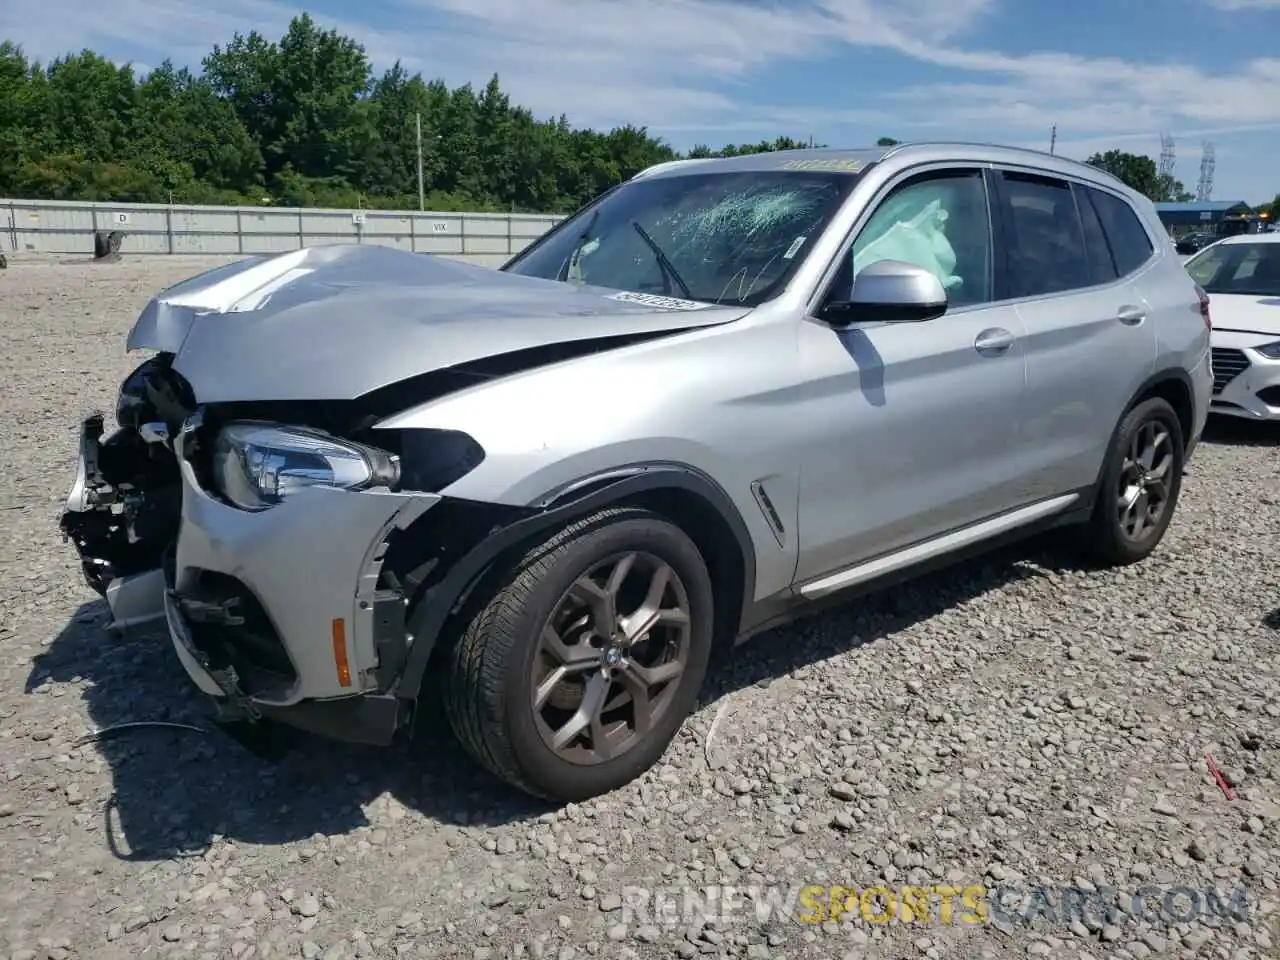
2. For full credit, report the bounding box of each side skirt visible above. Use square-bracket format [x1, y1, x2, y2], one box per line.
[737, 488, 1095, 643]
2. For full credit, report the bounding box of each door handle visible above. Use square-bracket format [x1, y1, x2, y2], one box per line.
[974, 327, 1015, 356]
[1117, 305, 1147, 325]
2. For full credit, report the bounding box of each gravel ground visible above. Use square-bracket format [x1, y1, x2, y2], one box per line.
[1, 255, 1278, 960]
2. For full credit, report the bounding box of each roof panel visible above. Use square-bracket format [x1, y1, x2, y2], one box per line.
[634, 146, 891, 180]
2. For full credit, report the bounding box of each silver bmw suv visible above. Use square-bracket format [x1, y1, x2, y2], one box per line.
[62, 141, 1213, 801]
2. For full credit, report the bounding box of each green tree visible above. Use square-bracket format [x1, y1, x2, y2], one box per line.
[0, 15, 849, 212]
[1085, 150, 1192, 203]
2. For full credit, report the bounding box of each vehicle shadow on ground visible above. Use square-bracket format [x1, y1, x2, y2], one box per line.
[28, 605, 552, 862]
[700, 538, 1070, 702]
[1199, 416, 1280, 448]
[31, 536, 1075, 862]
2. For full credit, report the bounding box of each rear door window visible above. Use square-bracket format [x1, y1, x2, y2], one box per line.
[996, 172, 1092, 298]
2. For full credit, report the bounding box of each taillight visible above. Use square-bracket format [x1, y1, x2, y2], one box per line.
[1195, 284, 1211, 330]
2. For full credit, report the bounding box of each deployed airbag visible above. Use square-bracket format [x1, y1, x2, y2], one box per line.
[853, 196, 962, 292]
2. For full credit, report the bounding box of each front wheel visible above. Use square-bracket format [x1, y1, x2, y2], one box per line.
[1082, 396, 1185, 566]
[442, 507, 715, 802]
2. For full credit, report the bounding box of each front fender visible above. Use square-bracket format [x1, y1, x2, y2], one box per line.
[371, 319, 805, 605]
[393, 465, 760, 700]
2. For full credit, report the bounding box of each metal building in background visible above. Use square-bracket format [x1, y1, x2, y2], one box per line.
[1154, 200, 1257, 239]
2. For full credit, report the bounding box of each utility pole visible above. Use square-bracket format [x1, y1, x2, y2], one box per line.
[1049, 125, 1057, 155]
[416, 112, 425, 212]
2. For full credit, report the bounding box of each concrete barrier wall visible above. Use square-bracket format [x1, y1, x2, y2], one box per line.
[2, 198, 566, 268]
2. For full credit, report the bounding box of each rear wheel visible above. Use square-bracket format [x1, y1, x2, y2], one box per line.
[442, 507, 714, 802]
[1082, 397, 1185, 566]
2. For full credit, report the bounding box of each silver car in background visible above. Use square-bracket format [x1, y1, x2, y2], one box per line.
[61, 142, 1212, 801]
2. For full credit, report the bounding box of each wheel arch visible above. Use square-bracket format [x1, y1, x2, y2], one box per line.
[1088, 367, 1195, 500]
[395, 464, 757, 702]
[1130, 367, 1195, 447]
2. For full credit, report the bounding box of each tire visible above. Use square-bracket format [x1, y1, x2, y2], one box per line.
[442, 507, 715, 802]
[1081, 397, 1185, 566]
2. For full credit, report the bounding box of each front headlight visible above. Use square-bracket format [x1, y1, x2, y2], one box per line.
[1254, 340, 1280, 359]
[212, 423, 399, 511]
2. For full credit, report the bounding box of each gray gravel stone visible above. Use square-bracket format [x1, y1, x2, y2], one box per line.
[0, 255, 1277, 960]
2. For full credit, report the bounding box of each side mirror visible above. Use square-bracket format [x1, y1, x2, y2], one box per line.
[822, 259, 948, 327]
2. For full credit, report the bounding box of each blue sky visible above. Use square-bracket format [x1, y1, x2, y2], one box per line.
[5, 0, 1280, 204]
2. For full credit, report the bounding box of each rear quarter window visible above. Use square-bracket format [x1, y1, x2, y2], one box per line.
[1073, 184, 1119, 286]
[1086, 187, 1154, 276]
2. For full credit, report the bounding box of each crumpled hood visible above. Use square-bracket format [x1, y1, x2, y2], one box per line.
[128, 244, 750, 403]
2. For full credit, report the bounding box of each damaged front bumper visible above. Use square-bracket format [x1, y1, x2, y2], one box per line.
[62, 412, 447, 746]
[61, 405, 657, 749]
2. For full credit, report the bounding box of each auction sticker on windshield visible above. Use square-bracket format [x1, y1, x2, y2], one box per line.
[607, 291, 712, 310]
[779, 157, 864, 172]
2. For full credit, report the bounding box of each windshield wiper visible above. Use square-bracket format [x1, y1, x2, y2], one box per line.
[631, 221, 692, 299]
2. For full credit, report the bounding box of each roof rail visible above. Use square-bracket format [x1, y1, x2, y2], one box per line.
[631, 158, 716, 180]
[878, 140, 1128, 188]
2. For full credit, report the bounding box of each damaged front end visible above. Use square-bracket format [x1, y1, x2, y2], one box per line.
[58, 244, 748, 750]
[58, 350, 521, 746]
[60, 354, 194, 632]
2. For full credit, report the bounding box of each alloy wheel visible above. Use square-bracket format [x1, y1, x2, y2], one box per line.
[531, 551, 692, 765]
[1116, 419, 1174, 541]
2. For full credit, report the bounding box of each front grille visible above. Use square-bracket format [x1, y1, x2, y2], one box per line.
[1211, 348, 1250, 394]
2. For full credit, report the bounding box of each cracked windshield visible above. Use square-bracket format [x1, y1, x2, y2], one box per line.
[504, 171, 857, 306]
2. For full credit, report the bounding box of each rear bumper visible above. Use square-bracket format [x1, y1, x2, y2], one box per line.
[1186, 349, 1213, 460]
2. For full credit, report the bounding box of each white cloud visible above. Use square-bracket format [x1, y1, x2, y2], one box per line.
[6, 0, 1280, 156]
[1206, 0, 1280, 9]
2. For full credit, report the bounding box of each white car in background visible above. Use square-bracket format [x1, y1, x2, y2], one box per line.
[1184, 233, 1280, 421]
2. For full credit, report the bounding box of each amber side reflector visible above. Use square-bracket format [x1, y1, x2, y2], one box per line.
[331, 618, 352, 687]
